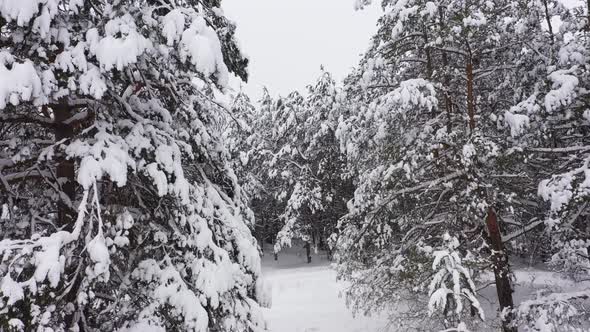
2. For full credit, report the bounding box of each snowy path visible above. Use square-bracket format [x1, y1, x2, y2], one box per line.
[261, 248, 389, 332]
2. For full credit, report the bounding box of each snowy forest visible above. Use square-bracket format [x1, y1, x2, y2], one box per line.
[0, 0, 588, 331]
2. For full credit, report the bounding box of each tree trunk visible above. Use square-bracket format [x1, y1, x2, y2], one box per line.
[257, 216, 265, 253]
[542, 0, 555, 43]
[438, 7, 453, 134]
[53, 104, 76, 229]
[422, 26, 433, 79]
[53, 104, 84, 331]
[305, 241, 311, 264]
[466, 60, 475, 132]
[486, 207, 517, 332]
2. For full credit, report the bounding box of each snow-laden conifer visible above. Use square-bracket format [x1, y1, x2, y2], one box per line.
[0, 0, 266, 330]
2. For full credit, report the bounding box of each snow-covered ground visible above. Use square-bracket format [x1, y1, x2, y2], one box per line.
[261, 246, 390, 332]
[261, 246, 590, 332]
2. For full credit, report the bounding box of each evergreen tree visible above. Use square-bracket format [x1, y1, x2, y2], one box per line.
[233, 72, 351, 262]
[0, 0, 266, 330]
[333, 0, 589, 330]
[273, 71, 352, 260]
[504, 0, 590, 329]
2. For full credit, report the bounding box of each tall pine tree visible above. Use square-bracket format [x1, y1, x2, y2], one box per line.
[0, 0, 266, 330]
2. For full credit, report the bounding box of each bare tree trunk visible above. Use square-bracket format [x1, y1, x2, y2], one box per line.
[257, 216, 265, 253]
[486, 207, 517, 332]
[466, 60, 475, 132]
[542, 0, 555, 44]
[438, 8, 453, 134]
[305, 241, 311, 264]
[272, 237, 278, 261]
[422, 25, 433, 79]
[54, 104, 85, 331]
[53, 104, 76, 229]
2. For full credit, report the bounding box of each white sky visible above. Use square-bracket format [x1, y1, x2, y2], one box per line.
[222, 0, 382, 99]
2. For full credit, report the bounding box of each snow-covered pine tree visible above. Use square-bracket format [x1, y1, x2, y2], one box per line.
[233, 72, 351, 262]
[224, 90, 278, 251]
[272, 71, 352, 260]
[227, 89, 292, 255]
[333, 0, 571, 330]
[0, 0, 266, 331]
[501, 0, 590, 329]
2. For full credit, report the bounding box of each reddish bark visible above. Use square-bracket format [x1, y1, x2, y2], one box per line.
[486, 208, 517, 332]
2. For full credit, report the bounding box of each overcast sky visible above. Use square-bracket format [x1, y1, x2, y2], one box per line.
[222, 0, 381, 99]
